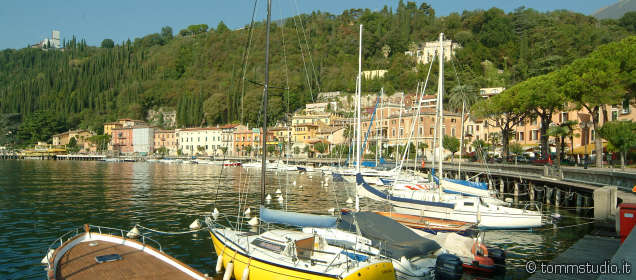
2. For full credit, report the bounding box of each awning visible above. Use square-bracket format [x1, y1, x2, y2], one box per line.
[571, 143, 607, 155]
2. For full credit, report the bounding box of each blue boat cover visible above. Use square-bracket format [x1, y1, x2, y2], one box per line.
[431, 169, 488, 190]
[332, 173, 345, 182]
[260, 206, 338, 228]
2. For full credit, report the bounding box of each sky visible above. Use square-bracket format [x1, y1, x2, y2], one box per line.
[0, 0, 618, 50]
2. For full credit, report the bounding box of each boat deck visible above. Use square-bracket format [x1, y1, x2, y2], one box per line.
[56, 241, 194, 280]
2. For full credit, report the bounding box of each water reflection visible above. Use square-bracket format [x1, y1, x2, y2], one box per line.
[0, 160, 590, 279]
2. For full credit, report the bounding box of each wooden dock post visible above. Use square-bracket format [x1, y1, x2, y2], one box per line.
[555, 189, 561, 208]
[514, 182, 519, 204]
[529, 182, 535, 203]
[545, 186, 552, 206]
[499, 179, 505, 195]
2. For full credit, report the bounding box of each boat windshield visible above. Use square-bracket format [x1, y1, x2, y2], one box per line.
[251, 238, 285, 254]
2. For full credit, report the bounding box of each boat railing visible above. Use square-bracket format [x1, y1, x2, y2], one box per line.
[44, 224, 163, 270]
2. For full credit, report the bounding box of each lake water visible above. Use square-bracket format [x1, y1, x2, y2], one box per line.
[0, 160, 593, 279]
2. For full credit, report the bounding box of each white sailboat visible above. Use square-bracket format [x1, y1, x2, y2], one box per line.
[205, 3, 395, 279]
[355, 33, 545, 230]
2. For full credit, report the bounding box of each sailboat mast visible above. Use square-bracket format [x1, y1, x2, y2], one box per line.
[356, 24, 363, 174]
[260, 0, 272, 206]
[437, 33, 444, 179]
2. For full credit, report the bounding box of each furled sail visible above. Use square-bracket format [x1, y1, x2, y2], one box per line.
[260, 206, 338, 228]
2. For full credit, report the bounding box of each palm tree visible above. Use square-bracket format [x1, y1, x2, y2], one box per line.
[448, 84, 480, 157]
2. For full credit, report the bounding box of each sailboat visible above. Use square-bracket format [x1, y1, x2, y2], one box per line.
[205, 2, 395, 279]
[356, 33, 545, 230]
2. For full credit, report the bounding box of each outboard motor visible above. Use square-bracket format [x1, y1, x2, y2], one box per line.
[435, 254, 463, 280]
[488, 247, 506, 273]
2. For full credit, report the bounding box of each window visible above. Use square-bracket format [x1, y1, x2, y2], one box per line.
[591, 129, 595, 141]
[430, 128, 434, 135]
[419, 127, 423, 136]
[476, 125, 480, 131]
[451, 128, 456, 137]
[531, 118, 537, 125]
[400, 128, 404, 137]
[623, 98, 631, 114]
[392, 129, 396, 137]
[560, 112, 569, 122]
[612, 111, 618, 121]
[451, 119, 456, 123]
[531, 130, 539, 141]
[519, 132, 525, 141]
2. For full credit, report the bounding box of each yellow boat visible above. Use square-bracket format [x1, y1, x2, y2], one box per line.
[209, 227, 395, 280]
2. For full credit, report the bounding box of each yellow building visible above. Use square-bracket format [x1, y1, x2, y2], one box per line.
[103, 122, 123, 136]
[292, 124, 319, 143]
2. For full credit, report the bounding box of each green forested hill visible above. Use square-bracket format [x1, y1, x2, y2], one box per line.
[1, 1, 634, 144]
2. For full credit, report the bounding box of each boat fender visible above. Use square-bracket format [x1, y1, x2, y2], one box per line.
[223, 261, 234, 280]
[266, 194, 272, 200]
[241, 266, 250, 280]
[212, 208, 220, 220]
[346, 197, 353, 204]
[41, 248, 55, 264]
[126, 226, 140, 239]
[215, 254, 224, 273]
[189, 219, 201, 230]
[435, 254, 463, 280]
[276, 188, 282, 194]
[248, 217, 259, 226]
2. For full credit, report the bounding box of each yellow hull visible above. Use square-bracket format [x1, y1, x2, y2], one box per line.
[210, 230, 395, 280]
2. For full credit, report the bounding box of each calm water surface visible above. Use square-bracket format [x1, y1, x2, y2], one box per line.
[0, 160, 593, 279]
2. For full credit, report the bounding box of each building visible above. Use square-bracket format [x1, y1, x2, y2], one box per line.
[405, 39, 461, 65]
[305, 102, 338, 114]
[132, 127, 155, 155]
[233, 127, 274, 156]
[479, 87, 505, 98]
[32, 30, 61, 49]
[111, 127, 134, 154]
[362, 70, 387, 80]
[103, 122, 123, 136]
[52, 130, 95, 146]
[218, 124, 246, 156]
[361, 107, 462, 159]
[464, 96, 636, 160]
[118, 119, 146, 128]
[154, 130, 177, 155]
[316, 126, 347, 146]
[177, 127, 225, 156]
[291, 113, 334, 126]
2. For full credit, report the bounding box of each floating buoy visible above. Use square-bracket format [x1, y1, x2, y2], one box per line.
[248, 217, 259, 226]
[328, 208, 335, 214]
[309, 175, 313, 179]
[126, 226, 140, 239]
[266, 194, 272, 200]
[215, 254, 224, 272]
[275, 188, 282, 194]
[277, 195, 284, 201]
[293, 181, 296, 186]
[346, 197, 353, 204]
[298, 185, 303, 189]
[189, 219, 202, 230]
[324, 182, 329, 187]
[41, 248, 54, 264]
[212, 208, 220, 220]
[244, 207, 251, 216]
[223, 261, 234, 280]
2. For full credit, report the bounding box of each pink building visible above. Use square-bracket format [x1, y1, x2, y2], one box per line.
[111, 127, 134, 154]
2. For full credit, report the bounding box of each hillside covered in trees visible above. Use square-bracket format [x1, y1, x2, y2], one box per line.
[1, 1, 635, 145]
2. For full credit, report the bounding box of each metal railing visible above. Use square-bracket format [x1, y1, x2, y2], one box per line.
[44, 224, 163, 270]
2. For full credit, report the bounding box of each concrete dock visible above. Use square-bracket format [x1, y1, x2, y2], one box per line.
[528, 235, 621, 280]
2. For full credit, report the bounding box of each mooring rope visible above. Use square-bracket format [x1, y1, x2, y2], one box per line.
[135, 224, 204, 235]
